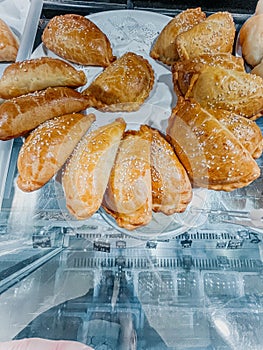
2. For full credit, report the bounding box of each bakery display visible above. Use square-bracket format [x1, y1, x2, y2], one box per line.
[42, 14, 115, 67]
[17, 113, 95, 192]
[0, 57, 87, 99]
[0, 18, 19, 62]
[166, 98, 260, 191]
[82, 52, 155, 112]
[150, 7, 206, 65]
[0, 87, 90, 140]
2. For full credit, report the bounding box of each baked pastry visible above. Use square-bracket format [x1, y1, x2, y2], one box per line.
[102, 126, 152, 230]
[208, 108, 263, 159]
[185, 65, 263, 118]
[256, 0, 263, 14]
[42, 14, 115, 67]
[150, 8, 206, 66]
[239, 13, 263, 67]
[82, 52, 155, 112]
[0, 57, 87, 99]
[17, 113, 95, 192]
[166, 98, 260, 191]
[0, 18, 19, 62]
[172, 53, 245, 96]
[62, 118, 126, 220]
[146, 126, 192, 215]
[175, 12, 236, 60]
[0, 87, 90, 140]
[251, 59, 263, 78]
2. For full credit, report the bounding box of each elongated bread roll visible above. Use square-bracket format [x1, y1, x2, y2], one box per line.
[62, 118, 126, 220]
[0, 18, 19, 62]
[146, 126, 192, 215]
[0, 87, 90, 140]
[166, 98, 260, 191]
[0, 57, 87, 99]
[102, 126, 152, 230]
[17, 113, 95, 192]
[42, 14, 115, 67]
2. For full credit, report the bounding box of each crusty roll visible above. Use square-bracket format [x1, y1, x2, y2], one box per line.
[146, 126, 192, 215]
[62, 118, 126, 220]
[102, 125, 152, 230]
[150, 8, 206, 65]
[82, 52, 155, 112]
[175, 12, 236, 60]
[42, 14, 115, 67]
[166, 98, 260, 191]
[0, 57, 87, 99]
[17, 113, 95, 192]
[0, 18, 19, 62]
[0, 87, 90, 140]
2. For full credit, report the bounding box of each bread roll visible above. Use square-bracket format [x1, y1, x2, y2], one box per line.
[146, 126, 192, 215]
[62, 118, 126, 220]
[0, 57, 87, 99]
[0, 18, 19, 62]
[0, 86, 90, 140]
[82, 52, 155, 112]
[102, 126, 152, 230]
[166, 98, 260, 191]
[150, 8, 206, 65]
[251, 59, 263, 78]
[256, 0, 263, 15]
[42, 14, 115, 67]
[17, 113, 95, 192]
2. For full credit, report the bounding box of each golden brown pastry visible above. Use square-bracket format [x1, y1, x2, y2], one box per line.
[185, 65, 263, 118]
[17, 113, 95, 192]
[0, 87, 90, 140]
[251, 59, 263, 78]
[102, 126, 152, 230]
[172, 53, 245, 97]
[42, 14, 115, 67]
[150, 8, 206, 66]
[0, 57, 87, 99]
[166, 98, 260, 191]
[146, 126, 192, 215]
[175, 12, 236, 60]
[62, 118, 126, 220]
[0, 18, 19, 62]
[82, 52, 155, 112]
[208, 108, 263, 159]
[239, 13, 263, 67]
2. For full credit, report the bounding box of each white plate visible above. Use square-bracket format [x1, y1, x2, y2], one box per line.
[32, 9, 209, 238]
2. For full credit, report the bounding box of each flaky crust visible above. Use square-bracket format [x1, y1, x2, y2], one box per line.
[82, 52, 155, 112]
[150, 8, 206, 65]
[42, 14, 115, 67]
[62, 118, 126, 220]
[0, 57, 87, 99]
[146, 126, 192, 215]
[0, 87, 90, 140]
[166, 98, 260, 191]
[175, 12, 236, 60]
[0, 19, 19, 62]
[172, 53, 245, 97]
[102, 126, 152, 230]
[185, 65, 263, 118]
[17, 113, 95, 192]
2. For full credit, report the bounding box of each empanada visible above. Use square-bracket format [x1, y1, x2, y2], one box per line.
[150, 8, 206, 66]
[166, 98, 260, 191]
[172, 53, 245, 97]
[185, 65, 263, 118]
[82, 52, 155, 112]
[17, 113, 95, 192]
[0, 18, 19, 62]
[102, 126, 152, 230]
[62, 118, 126, 220]
[0, 57, 87, 99]
[146, 126, 192, 215]
[175, 12, 236, 60]
[42, 14, 115, 67]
